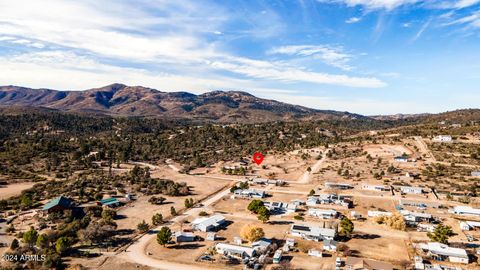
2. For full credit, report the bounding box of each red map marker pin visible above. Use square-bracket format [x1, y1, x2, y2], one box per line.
[253, 152, 264, 165]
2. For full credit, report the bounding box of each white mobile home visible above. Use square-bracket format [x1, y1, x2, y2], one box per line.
[361, 184, 391, 192]
[307, 208, 338, 219]
[264, 201, 297, 214]
[419, 242, 468, 264]
[451, 205, 480, 217]
[460, 220, 480, 231]
[290, 224, 336, 241]
[395, 185, 423, 194]
[215, 243, 256, 259]
[191, 214, 226, 232]
[233, 189, 265, 199]
[368, 210, 392, 217]
[433, 135, 452, 142]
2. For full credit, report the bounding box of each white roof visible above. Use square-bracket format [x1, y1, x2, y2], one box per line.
[291, 224, 336, 238]
[453, 205, 480, 215]
[466, 221, 480, 227]
[308, 208, 337, 215]
[216, 243, 255, 257]
[396, 185, 423, 191]
[400, 210, 432, 219]
[174, 231, 194, 237]
[192, 214, 225, 227]
[424, 242, 468, 258]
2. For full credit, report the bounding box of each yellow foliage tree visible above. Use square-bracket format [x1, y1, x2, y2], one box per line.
[240, 224, 265, 243]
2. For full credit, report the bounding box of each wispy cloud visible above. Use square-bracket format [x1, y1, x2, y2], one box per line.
[345, 17, 362, 23]
[318, 0, 422, 11]
[411, 18, 432, 42]
[269, 45, 355, 71]
[443, 10, 480, 28]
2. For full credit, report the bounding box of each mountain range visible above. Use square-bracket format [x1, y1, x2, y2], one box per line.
[0, 84, 478, 124]
[0, 84, 362, 122]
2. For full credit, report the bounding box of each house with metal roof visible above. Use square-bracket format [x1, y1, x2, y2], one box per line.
[418, 242, 469, 264]
[394, 185, 424, 194]
[98, 197, 121, 208]
[308, 208, 338, 219]
[174, 231, 195, 243]
[264, 201, 297, 214]
[191, 214, 226, 232]
[290, 224, 336, 241]
[42, 196, 73, 213]
[215, 243, 256, 258]
[451, 205, 480, 217]
[233, 189, 265, 199]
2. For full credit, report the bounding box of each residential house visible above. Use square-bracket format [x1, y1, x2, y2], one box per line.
[191, 214, 226, 232]
[42, 196, 73, 213]
[394, 156, 409, 162]
[419, 242, 468, 264]
[451, 206, 480, 217]
[307, 194, 352, 208]
[400, 210, 432, 225]
[433, 135, 453, 142]
[174, 231, 195, 243]
[395, 185, 424, 195]
[264, 201, 297, 214]
[345, 257, 393, 270]
[323, 239, 337, 252]
[361, 184, 391, 192]
[308, 249, 323, 258]
[471, 171, 480, 177]
[251, 238, 272, 253]
[308, 208, 338, 219]
[400, 199, 441, 209]
[460, 221, 480, 231]
[417, 224, 437, 233]
[215, 243, 256, 259]
[233, 189, 265, 199]
[290, 224, 336, 241]
[98, 197, 121, 208]
[367, 210, 392, 218]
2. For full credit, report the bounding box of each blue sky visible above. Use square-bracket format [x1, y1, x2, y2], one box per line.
[0, 0, 479, 115]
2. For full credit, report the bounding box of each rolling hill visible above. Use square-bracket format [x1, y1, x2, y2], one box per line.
[0, 84, 364, 122]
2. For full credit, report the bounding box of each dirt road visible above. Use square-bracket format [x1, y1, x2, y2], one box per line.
[298, 149, 329, 184]
[413, 136, 436, 162]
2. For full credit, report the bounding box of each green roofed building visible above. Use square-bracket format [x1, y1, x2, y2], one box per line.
[42, 196, 72, 213]
[98, 197, 121, 208]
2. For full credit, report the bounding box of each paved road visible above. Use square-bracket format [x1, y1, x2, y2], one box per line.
[121, 184, 234, 270]
[298, 149, 329, 184]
